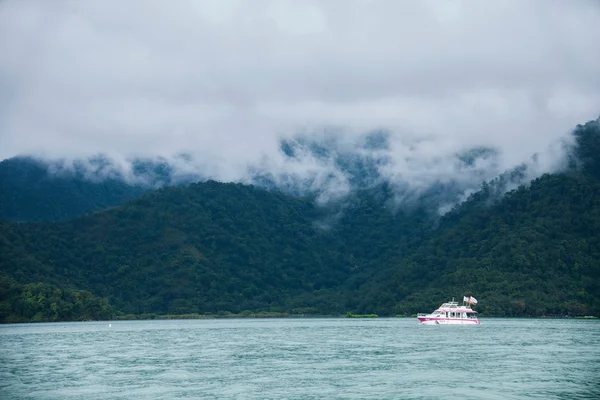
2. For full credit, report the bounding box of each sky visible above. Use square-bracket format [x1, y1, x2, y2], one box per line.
[1, 0, 599, 201]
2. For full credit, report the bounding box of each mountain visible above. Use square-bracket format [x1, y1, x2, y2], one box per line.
[1, 130, 508, 222]
[0, 118, 599, 322]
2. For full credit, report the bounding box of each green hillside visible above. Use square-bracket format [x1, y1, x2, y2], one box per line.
[356, 172, 600, 317]
[1, 119, 599, 322]
[0, 182, 352, 320]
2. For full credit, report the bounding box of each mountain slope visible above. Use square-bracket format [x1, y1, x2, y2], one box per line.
[357, 172, 600, 317]
[1, 118, 599, 321]
[0, 181, 351, 317]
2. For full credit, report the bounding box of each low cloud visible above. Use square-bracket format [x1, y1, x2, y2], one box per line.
[1, 0, 599, 207]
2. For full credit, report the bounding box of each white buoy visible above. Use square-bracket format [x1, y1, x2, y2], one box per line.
[109, 323, 112, 328]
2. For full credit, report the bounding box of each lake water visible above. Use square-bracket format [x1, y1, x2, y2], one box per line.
[1, 318, 599, 399]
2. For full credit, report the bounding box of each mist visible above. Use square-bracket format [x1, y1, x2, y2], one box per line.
[1, 0, 599, 207]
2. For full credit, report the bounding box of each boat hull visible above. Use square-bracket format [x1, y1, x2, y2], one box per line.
[418, 317, 480, 325]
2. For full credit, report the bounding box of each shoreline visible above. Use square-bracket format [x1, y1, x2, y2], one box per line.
[2, 314, 597, 325]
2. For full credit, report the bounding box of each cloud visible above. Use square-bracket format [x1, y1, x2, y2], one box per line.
[1, 0, 599, 204]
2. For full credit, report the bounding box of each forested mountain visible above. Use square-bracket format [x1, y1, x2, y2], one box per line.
[0, 119, 599, 322]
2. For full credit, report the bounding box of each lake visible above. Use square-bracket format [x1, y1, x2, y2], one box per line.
[1, 318, 599, 399]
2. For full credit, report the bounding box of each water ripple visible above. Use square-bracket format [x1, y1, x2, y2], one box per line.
[1, 318, 599, 399]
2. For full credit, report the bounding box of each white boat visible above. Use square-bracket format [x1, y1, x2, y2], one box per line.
[417, 296, 480, 325]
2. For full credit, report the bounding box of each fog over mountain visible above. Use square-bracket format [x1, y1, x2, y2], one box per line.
[1, 1, 599, 207]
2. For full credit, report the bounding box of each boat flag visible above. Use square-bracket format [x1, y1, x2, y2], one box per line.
[463, 296, 469, 303]
[469, 296, 478, 305]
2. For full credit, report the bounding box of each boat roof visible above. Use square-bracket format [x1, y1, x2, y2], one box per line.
[435, 308, 477, 313]
[435, 301, 478, 313]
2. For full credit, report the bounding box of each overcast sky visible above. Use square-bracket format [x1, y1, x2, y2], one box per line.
[1, 0, 599, 191]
